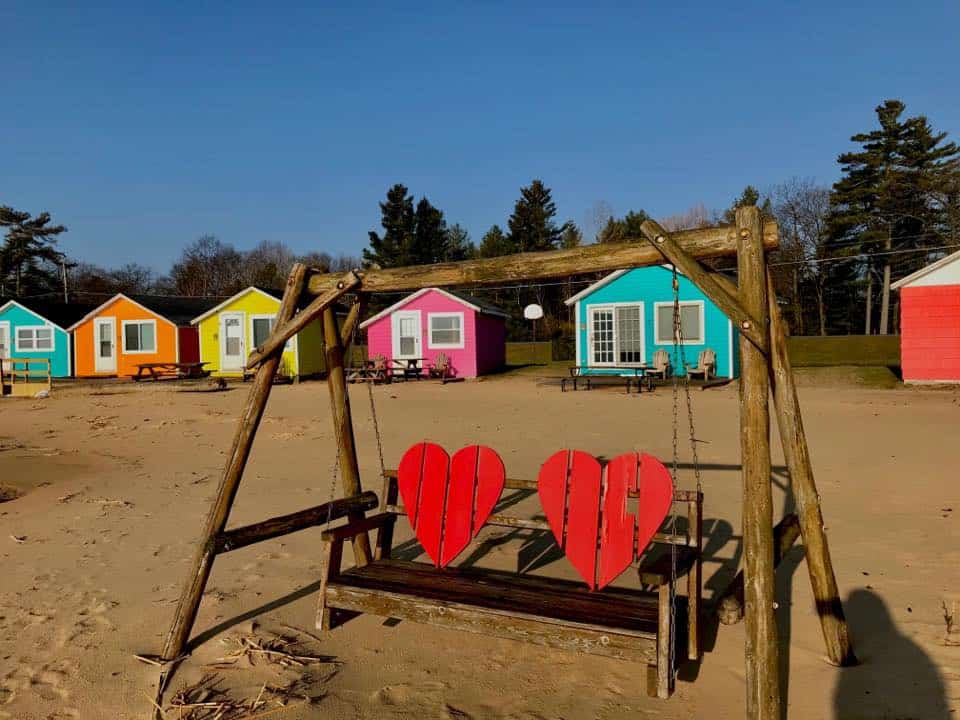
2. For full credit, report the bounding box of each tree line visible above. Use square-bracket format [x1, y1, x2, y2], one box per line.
[3, 98, 958, 339]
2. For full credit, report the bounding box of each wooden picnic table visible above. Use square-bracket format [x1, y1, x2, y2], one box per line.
[391, 357, 425, 381]
[347, 359, 391, 384]
[561, 365, 653, 394]
[133, 361, 210, 382]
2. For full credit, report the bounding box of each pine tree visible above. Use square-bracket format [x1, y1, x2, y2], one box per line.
[507, 180, 567, 252]
[0, 207, 67, 297]
[828, 100, 960, 334]
[560, 223, 583, 249]
[445, 224, 476, 261]
[723, 186, 773, 224]
[479, 225, 514, 258]
[363, 184, 415, 268]
[411, 197, 448, 265]
[597, 210, 650, 243]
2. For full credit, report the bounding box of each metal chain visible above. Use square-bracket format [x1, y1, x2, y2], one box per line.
[668, 267, 681, 687]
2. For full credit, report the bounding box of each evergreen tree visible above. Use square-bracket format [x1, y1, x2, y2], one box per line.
[411, 197, 448, 265]
[828, 100, 960, 334]
[560, 223, 583, 249]
[0, 206, 67, 297]
[479, 225, 515, 258]
[445, 224, 476, 261]
[597, 209, 650, 243]
[723, 186, 773, 224]
[507, 180, 568, 252]
[364, 184, 415, 267]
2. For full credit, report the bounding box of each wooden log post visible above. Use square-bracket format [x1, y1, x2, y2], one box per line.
[322, 304, 372, 567]
[766, 270, 857, 666]
[160, 264, 308, 664]
[717, 513, 801, 625]
[736, 206, 781, 720]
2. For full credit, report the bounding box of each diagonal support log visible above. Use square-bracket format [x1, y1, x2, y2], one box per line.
[639, 219, 768, 355]
[245, 270, 361, 368]
[765, 268, 857, 666]
[159, 263, 358, 666]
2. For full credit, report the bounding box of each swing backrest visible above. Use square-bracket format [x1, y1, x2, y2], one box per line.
[381, 469, 702, 561]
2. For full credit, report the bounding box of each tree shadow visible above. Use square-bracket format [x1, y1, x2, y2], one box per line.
[833, 589, 950, 719]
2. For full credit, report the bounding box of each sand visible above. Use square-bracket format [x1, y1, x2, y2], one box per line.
[1, 376, 958, 719]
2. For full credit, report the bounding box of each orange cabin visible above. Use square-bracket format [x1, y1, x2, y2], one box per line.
[68, 294, 209, 378]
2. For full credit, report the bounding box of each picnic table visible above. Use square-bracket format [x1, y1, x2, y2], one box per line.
[347, 359, 391, 384]
[560, 365, 653, 394]
[133, 361, 210, 382]
[391, 358, 425, 381]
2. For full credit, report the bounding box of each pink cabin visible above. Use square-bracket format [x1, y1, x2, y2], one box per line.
[360, 288, 508, 379]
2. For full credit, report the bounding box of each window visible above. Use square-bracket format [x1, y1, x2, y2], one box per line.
[122, 320, 156, 353]
[428, 313, 463, 348]
[588, 304, 644, 366]
[251, 317, 273, 348]
[15, 326, 54, 352]
[655, 302, 704, 345]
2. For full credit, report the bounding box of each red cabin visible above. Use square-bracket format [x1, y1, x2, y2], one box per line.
[892, 249, 960, 384]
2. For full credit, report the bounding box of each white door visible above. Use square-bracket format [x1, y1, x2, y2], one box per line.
[0, 322, 10, 373]
[220, 312, 245, 371]
[93, 317, 117, 373]
[391, 311, 422, 360]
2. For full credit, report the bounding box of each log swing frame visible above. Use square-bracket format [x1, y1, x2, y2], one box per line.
[155, 205, 855, 720]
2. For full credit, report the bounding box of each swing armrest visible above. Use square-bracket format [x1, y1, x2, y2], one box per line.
[321, 512, 396, 543]
[638, 545, 700, 586]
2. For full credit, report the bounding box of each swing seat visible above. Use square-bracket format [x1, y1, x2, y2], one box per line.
[317, 472, 703, 699]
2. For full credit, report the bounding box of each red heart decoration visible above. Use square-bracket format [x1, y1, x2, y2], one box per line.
[538, 450, 674, 590]
[397, 442, 505, 567]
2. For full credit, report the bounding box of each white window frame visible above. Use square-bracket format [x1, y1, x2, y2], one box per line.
[121, 319, 158, 354]
[15, 325, 55, 353]
[249, 314, 295, 352]
[427, 311, 465, 350]
[587, 302, 645, 367]
[653, 300, 705, 346]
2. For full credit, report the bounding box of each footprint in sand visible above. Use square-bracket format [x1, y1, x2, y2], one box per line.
[0, 658, 79, 715]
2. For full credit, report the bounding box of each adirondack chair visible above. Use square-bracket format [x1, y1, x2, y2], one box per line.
[649, 349, 672, 380]
[428, 352, 452, 382]
[317, 444, 703, 699]
[687, 349, 716, 381]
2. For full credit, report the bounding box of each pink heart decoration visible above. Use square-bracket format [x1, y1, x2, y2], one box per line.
[538, 450, 674, 590]
[397, 442, 505, 567]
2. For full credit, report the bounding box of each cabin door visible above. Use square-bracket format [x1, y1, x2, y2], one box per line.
[220, 312, 246, 372]
[391, 310, 422, 360]
[0, 322, 10, 373]
[93, 317, 117, 373]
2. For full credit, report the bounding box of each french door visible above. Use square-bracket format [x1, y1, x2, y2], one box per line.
[587, 304, 644, 366]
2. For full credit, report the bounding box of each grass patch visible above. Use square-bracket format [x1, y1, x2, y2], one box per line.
[787, 335, 900, 367]
[793, 366, 901, 389]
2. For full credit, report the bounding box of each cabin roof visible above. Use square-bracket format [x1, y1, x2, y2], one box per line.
[891, 248, 960, 289]
[0, 298, 101, 332]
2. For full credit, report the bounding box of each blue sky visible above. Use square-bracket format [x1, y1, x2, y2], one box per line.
[3, 1, 958, 272]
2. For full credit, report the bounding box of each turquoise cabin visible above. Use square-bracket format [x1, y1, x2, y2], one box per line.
[0, 299, 92, 378]
[565, 266, 740, 378]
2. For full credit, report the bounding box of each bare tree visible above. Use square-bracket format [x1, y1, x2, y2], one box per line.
[659, 203, 715, 232]
[586, 200, 614, 242]
[241, 240, 297, 289]
[769, 178, 830, 335]
[171, 235, 244, 296]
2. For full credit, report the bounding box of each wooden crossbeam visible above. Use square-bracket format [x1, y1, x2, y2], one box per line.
[638, 219, 769, 355]
[303, 222, 780, 295]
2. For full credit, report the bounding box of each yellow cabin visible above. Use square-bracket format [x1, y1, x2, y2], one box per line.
[190, 287, 325, 379]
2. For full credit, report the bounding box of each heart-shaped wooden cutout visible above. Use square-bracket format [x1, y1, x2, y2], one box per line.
[538, 450, 674, 590]
[397, 442, 505, 567]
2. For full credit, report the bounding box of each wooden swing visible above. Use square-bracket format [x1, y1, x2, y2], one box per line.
[153, 207, 856, 720]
